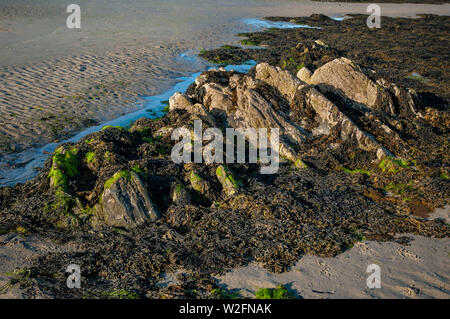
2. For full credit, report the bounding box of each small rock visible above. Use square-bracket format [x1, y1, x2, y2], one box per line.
[215, 165, 240, 196]
[296, 67, 313, 84]
[171, 182, 191, 206]
[98, 171, 160, 229]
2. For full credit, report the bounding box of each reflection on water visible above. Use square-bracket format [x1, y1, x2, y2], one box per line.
[243, 18, 321, 29]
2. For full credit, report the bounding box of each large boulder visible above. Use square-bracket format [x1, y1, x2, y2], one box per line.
[97, 171, 160, 228]
[166, 61, 422, 165]
[309, 57, 380, 110]
[309, 57, 420, 117]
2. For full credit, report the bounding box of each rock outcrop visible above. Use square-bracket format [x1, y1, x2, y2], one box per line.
[306, 57, 420, 117]
[170, 59, 422, 163]
[96, 170, 160, 228]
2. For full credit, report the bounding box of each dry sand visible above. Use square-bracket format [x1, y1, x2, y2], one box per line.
[0, 0, 449, 153]
[214, 206, 449, 299]
[215, 235, 449, 299]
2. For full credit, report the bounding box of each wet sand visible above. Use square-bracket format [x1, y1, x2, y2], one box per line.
[1, 0, 449, 154]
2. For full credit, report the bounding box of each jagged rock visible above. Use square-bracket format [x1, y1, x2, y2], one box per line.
[196, 83, 235, 127]
[190, 67, 306, 162]
[310, 57, 380, 109]
[292, 86, 391, 160]
[231, 76, 307, 162]
[254, 62, 304, 103]
[293, 159, 308, 169]
[167, 61, 424, 164]
[169, 92, 208, 116]
[97, 171, 160, 228]
[296, 67, 313, 84]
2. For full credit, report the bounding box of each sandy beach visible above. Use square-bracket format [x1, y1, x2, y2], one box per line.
[1, 0, 449, 154]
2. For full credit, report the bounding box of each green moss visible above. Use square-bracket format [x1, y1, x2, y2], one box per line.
[174, 183, 184, 196]
[347, 226, 366, 242]
[342, 167, 371, 176]
[131, 164, 144, 175]
[162, 105, 170, 113]
[142, 137, 153, 144]
[281, 57, 304, 71]
[255, 285, 293, 299]
[135, 126, 152, 136]
[379, 157, 411, 174]
[48, 167, 67, 189]
[384, 181, 414, 195]
[156, 145, 167, 155]
[216, 165, 225, 178]
[190, 171, 203, 192]
[85, 152, 96, 164]
[440, 172, 449, 180]
[48, 146, 79, 190]
[15, 226, 27, 234]
[211, 288, 241, 299]
[104, 170, 131, 189]
[294, 159, 308, 169]
[209, 56, 228, 65]
[216, 165, 241, 194]
[100, 125, 123, 131]
[104, 151, 113, 162]
[240, 39, 261, 46]
[220, 45, 236, 50]
[225, 174, 240, 189]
